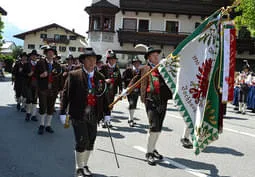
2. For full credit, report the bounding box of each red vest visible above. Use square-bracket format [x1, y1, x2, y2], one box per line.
[146, 69, 160, 94]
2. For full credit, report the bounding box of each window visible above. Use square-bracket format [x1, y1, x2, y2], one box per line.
[93, 16, 101, 30]
[138, 19, 149, 32]
[69, 36, 77, 40]
[69, 47, 76, 52]
[103, 17, 112, 31]
[78, 47, 85, 52]
[59, 46, 66, 52]
[123, 18, 137, 31]
[195, 22, 201, 29]
[40, 33, 47, 39]
[60, 35, 67, 41]
[165, 21, 179, 33]
[28, 44, 35, 49]
[54, 34, 60, 40]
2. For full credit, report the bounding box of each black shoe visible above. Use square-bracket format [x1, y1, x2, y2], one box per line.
[107, 121, 113, 128]
[20, 108, 26, 112]
[38, 125, 44, 135]
[237, 111, 242, 114]
[45, 126, 54, 133]
[181, 138, 193, 149]
[102, 122, 107, 128]
[31, 116, 38, 121]
[252, 109, 255, 113]
[25, 113, 31, 121]
[128, 120, 134, 127]
[83, 166, 92, 177]
[153, 150, 163, 160]
[16, 103, 21, 111]
[76, 168, 86, 177]
[233, 107, 238, 110]
[146, 153, 156, 166]
[102, 122, 112, 128]
[242, 112, 246, 115]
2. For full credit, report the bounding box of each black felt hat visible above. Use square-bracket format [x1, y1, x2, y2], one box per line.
[144, 47, 161, 60]
[106, 50, 118, 60]
[132, 56, 142, 64]
[41, 45, 57, 55]
[28, 50, 39, 57]
[79, 48, 102, 61]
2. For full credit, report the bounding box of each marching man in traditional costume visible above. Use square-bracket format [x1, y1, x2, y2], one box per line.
[122, 56, 142, 127]
[23, 50, 40, 121]
[100, 50, 122, 128]
[237, 63, 251, 114]
[129, 45, 172, 165]
[60, 48, 109, 177]
[36, 46, 62, 135]
[12, 52, 28, 112]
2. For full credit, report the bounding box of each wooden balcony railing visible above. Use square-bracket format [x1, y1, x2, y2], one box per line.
[43, 38, 70, 45]
[117, 29, 190, 47]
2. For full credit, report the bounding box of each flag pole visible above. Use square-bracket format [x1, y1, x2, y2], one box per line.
[109, 63, 160, 109]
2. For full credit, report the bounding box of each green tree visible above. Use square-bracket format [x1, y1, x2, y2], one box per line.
[12, 45, 23, 59]
[0, 15, 4, 48]
[234, 0, 255, 36]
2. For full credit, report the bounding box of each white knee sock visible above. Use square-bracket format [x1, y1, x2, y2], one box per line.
[26, 103, 32, 114]
[84, 151, 92, 167]
[147, 132, 158, 153]
[182, 125, 190, 139]
[242, 103, 247, 113]
[40, 114, 46, 126]
[75, 151, 86, 169]
[239, 102, 243, 112]
[32, 104, 37, 116]
[21, 97, 26, 108]
[128, 109, 135, 121]
[152, 132, 160, 151]
[46, 115, 53, 127]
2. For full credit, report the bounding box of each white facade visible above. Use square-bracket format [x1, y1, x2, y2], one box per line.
[15, 24, 87, 61]
[88, 0, 202, 65]
[0, 41, 16, 55]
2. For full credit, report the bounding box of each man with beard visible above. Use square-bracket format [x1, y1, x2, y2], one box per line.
[36, 45, 62, 135]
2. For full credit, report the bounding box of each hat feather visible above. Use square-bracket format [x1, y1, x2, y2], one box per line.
[135, 44, 149, 52]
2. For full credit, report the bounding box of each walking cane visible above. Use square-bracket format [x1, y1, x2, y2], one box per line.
[107, 124, 120, 168]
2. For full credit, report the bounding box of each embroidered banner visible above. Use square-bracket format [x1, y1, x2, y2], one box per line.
[159, 10, 223, 154]
[222, 22, 236, 102]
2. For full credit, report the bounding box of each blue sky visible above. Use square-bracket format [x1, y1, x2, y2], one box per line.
[2, 19, 23, 46]
[1, 0, 92, 46]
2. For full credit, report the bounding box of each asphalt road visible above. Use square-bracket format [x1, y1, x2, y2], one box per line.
[0, 76, 255, 177]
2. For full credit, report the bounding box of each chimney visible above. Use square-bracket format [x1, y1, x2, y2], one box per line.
[72, 28, 75, 33]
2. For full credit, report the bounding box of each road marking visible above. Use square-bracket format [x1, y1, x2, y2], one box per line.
[170, 114, 255, 138]
[133, 146, 210, 177]
[223, 128, 255, 138]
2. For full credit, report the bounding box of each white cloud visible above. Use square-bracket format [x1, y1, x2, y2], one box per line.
[1, 0, 92, 37]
